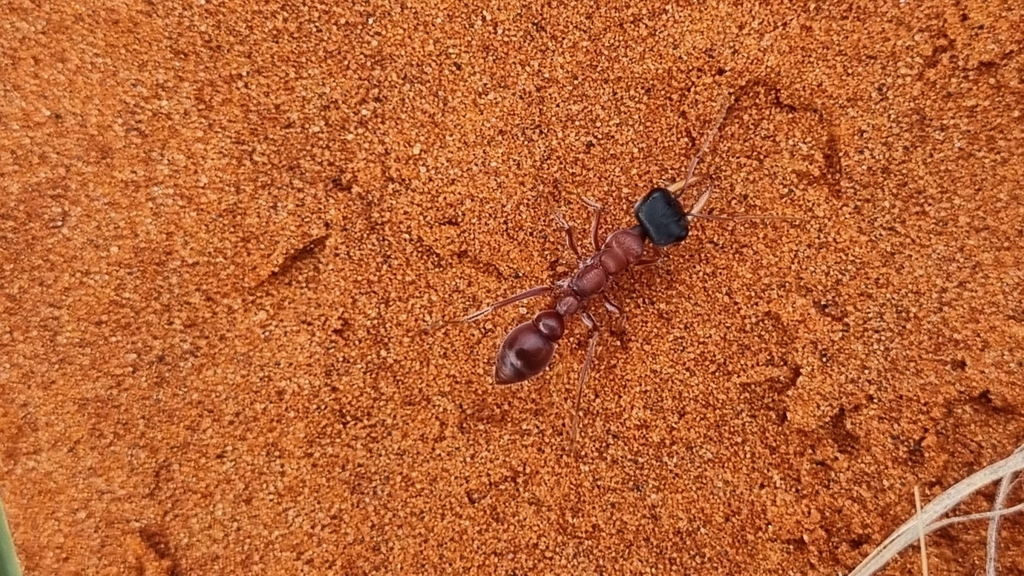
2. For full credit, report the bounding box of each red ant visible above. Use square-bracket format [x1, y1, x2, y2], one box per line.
[462, 105, 771, 443]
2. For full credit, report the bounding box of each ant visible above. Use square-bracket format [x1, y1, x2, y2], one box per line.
[461, 104, 777, 443]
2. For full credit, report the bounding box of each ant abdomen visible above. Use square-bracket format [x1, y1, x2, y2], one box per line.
[494, 310, 565, 384]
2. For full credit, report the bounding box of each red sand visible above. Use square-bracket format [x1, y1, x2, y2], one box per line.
[2, 1, 1023, 573]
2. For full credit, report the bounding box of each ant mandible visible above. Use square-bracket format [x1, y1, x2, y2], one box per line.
[462, 105, 732, 443]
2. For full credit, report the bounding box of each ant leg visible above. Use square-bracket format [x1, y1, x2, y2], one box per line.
[570, 311, 600, 449]
[581, 196, 603, 250]
[602, 294, 627, 334]
[461, 285, 552, 322]
[553, 211, 581, 261]
[634, 246, 667, 268]
[602, 294, 623, 316]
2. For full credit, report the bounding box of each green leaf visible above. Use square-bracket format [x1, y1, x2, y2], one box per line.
[0, 498, 21, 576]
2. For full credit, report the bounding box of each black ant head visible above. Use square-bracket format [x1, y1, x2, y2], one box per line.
[633, 188, 690, 247]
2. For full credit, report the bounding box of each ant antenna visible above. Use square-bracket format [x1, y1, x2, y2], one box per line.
[689, 212, 805, 222]
[674, 101, 731, 200]
[684, 182, 805, 223]
[686, 184, 714, 222]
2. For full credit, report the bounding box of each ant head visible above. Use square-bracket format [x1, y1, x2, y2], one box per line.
[633, 188, 690, 247]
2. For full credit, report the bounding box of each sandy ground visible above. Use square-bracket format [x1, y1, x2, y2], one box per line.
[2, 0, 1023, 574]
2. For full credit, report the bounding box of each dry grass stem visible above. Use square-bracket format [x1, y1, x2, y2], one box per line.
[850, 443, 1024, 576]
